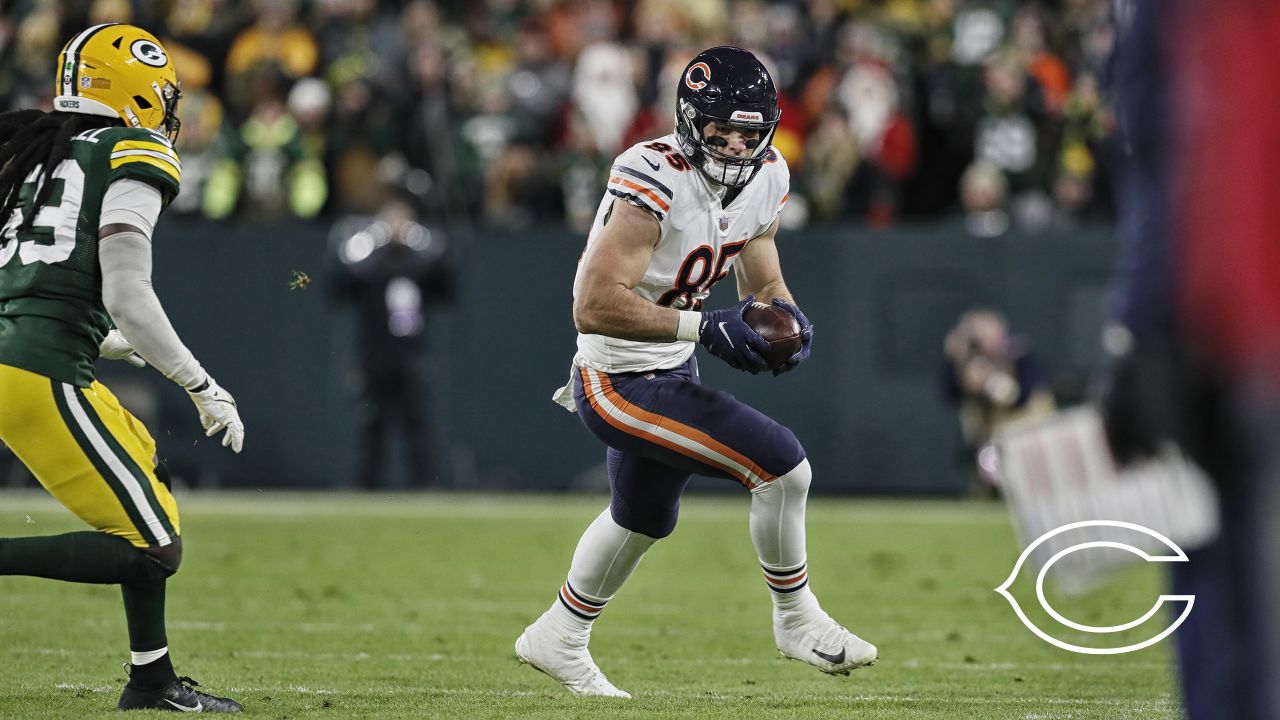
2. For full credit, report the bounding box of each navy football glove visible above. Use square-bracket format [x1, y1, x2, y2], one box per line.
[698, 296, 771, 374]
[770, 298, 813, 375]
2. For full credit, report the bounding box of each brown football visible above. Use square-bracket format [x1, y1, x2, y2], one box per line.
[743, 302, 801, 371]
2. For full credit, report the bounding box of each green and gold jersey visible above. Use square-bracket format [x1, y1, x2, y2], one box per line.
[0, 124, 180, 387]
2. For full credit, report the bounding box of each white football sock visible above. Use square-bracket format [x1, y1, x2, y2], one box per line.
[131, 646, 168, 666]
[750, 459, 818, 613]
[547, 508, 656, 633]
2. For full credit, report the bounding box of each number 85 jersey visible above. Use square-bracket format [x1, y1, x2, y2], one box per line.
[572, 133, 790, 374]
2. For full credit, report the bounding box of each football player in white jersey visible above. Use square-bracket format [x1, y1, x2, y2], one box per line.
[516, 47, 877, 697]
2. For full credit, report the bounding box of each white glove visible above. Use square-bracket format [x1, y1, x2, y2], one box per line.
[99, 329, 146, 368]
[187, 377, 244, 454]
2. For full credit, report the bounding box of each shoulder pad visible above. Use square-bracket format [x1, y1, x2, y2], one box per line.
[752, 146, 791, 229]
[103, 127, 181, 199]
[606, 140, 683, 222]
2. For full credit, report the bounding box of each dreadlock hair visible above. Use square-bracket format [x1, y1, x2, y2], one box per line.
[0, 110, 121, 233]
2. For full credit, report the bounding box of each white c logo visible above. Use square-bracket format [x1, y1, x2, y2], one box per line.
[995, 520, 1195, 655]
[130, 39, 168, 68]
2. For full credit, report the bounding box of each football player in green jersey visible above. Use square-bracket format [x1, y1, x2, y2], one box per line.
[0, 24, 243, 712]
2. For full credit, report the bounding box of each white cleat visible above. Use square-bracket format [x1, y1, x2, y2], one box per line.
[515, 614, 631, 698]
[775, 608, 879, 676]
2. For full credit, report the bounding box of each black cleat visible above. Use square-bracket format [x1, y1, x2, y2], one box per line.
[118, 676, 243, 713]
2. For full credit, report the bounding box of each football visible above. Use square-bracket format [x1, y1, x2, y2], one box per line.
[743, 302, 802, 371]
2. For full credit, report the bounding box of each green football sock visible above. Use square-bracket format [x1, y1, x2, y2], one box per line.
[122, 579, 169, 653]
[0, 532, 168, 584]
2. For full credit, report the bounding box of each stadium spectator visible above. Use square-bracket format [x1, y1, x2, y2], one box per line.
[959, 160, 1009, 237]
[329, 198, 456, 490]
[170, 88, 227, 215]
[404, 41, 457, 217]
[833, 22, 918, 224]
[204, 68, 327, 219]
[1011, 3, 1071, 115]
[942, 308, 1055, 492]
[802, 108, 859, 220]
[224, 0, 318, 83]
[559, 109, 610, 233]
[0, 0, 1118, 227]
[163, 0, 241, 69]
[974, 53, 1052, 197]
[326, 76, 398, 214]
[2, 9, 60, 110]
[571, 41, 638, 158]
[287, 76, 330, 162]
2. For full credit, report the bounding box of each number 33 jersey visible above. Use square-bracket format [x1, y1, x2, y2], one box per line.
[0, 126, 180, 386]
[572, 134, 790, 373]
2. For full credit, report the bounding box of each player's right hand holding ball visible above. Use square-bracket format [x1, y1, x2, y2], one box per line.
[697, 296, 771, 374]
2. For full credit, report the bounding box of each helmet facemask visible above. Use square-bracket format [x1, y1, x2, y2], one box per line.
[675, 100, 778, 189]
[157, 80, 182, 143]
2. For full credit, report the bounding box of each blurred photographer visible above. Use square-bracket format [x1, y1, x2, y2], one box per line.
[330, 198, 456, 490]
[942, 309, 1055, 492]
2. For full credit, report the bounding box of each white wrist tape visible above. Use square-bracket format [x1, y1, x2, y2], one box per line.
[675, 310, 702, 343]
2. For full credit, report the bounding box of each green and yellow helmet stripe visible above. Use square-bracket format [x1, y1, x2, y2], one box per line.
[57, 23, 117, 98]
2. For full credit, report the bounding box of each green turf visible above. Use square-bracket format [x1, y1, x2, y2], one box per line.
[0, 491, 1181, 719]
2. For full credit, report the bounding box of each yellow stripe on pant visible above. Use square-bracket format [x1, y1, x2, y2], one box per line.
[0, 363, 179, 548]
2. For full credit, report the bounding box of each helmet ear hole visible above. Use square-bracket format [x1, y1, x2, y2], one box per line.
[132, 95, 153, 110]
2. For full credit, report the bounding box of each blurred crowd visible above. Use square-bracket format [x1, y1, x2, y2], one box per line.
[0, 0, 1115, 231]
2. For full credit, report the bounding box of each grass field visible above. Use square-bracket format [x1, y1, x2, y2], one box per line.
[0, 491, 1181, 719]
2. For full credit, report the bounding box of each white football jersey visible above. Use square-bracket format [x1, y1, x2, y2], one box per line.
[572, 133, 790, 373]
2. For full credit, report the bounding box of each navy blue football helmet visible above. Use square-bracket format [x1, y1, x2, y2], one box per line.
[675, 46, 780, 189]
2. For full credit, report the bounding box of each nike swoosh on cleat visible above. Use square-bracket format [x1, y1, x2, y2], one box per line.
[717, 321, 734, 348]
[643, 156, 661, 171]
[812, 648, 846, 665]
[163, 698, 202, 712]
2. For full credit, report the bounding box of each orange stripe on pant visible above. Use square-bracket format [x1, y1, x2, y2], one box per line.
[579, 368, 775, 488]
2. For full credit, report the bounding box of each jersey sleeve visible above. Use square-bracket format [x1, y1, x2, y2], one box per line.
[748, 146, 790, 238]
[104, 128, 181, 205]
[606, 143, 677, 222]
[99, 179, 164, 236]
[767, 147, 791, 218]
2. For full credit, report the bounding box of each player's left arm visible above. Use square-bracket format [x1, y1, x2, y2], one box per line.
[97, 176, 245, 454]
[734, 217, 793, 304]
[734, 217, 813, 374]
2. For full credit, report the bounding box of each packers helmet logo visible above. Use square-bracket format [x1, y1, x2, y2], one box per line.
[684, 62, 711, 91]
[130, 39, 167, 68]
